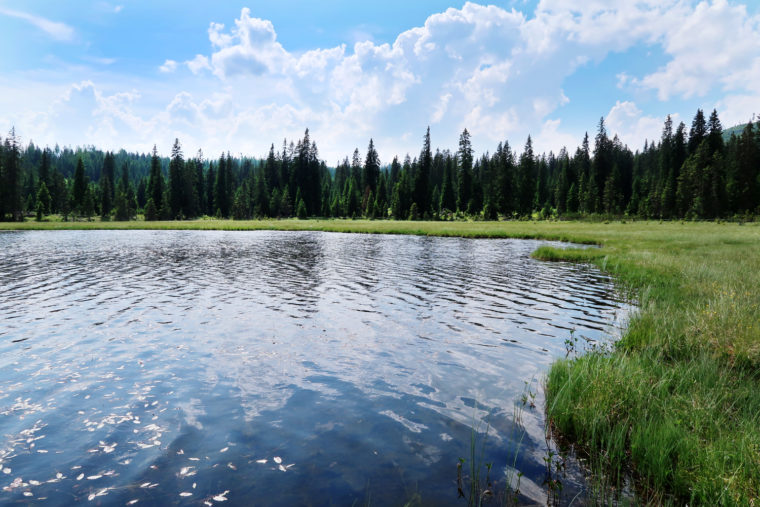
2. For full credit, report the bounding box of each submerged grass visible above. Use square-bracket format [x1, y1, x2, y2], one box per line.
[3, 218, 759, 503]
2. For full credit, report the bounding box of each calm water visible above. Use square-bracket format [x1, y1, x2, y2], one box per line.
[0, 231, 627, 505]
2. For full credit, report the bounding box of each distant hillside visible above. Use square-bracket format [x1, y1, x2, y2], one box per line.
[722, 123, 751, 140]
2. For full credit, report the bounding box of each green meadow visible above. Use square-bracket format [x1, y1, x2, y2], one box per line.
[3, 218, 759, 503]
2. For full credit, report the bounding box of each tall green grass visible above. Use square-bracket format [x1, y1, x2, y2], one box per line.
[3, 218, 759, 502]
[538, 224, 760, 504]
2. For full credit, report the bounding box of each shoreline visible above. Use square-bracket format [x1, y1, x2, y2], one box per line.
[3, 218, 759, 502]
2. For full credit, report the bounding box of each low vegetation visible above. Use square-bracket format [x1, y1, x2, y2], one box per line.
[535, 223, 760, 504]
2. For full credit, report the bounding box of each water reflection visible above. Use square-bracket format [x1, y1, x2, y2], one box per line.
[0, 230, 627, 505]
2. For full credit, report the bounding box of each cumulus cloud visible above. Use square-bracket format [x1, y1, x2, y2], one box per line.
[5, 1, 760, 162]
[159, 60, 178, 73]
[637, 0, 760, 100]
[605, 101, 667, 150]
[186, 55, 211, 75]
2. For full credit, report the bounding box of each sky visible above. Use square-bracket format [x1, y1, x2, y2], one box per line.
[0, 0, 758, 163]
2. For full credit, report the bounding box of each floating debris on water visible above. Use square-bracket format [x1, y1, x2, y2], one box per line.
[212, 490, 230, 502]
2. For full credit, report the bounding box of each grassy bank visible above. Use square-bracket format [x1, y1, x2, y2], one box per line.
[3, 218, 759, 503]
[535, 225, 760, 504]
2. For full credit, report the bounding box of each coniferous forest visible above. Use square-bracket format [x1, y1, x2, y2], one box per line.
[1, 108, 759, 223]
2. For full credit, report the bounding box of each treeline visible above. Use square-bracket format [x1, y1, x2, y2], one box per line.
[1, 108, 759, 222]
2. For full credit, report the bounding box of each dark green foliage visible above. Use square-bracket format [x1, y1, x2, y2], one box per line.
[456, 128, 472, 213]
[413, 127, 432, 214]
[362, 138, 380, 194]
[296, 197, 307, 219]
[113, 191, 130, 221]
[169, 139, 184, 218]
[36, 181, 51, 216]
[147, 145, 164, 212]
[214, 154, 230, 218]
[39, 148, 51, 191]
[231, 185, 249, 220]
[1, 108, 757, 223]
[144, 198, 159, 221]
[1, 128, 23, 220]
[72, 157, 88, 216]
[100, 176, 112, 220]
[516, 136, 536, 216]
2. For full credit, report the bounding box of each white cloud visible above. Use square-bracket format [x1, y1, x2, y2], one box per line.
[533, 118, 579, 154]
[637, 0, 760, 100]
[159, 60, 178, 73]
[0, 7, 75, 41]
[185, 55, 211, 75]
[4, 1, 759, 162]
[716, 94, 760, 128]
[605, 101, 667, 150]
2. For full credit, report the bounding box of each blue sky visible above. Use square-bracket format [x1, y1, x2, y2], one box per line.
[0, 0, 758, 162]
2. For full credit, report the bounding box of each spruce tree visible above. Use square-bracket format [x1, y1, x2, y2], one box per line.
[707, 109, 724, 154]
[362, 139, 380, 194]
[100, 176, 112, 220]
[688, 109, 707, 155]
[168, 139, 184, 219]
[39, 148, 51, 191]
[413, 127, 432, 214]
[517, 136, 536, 216]
[3, 128, 23, 221]
[73, 157, 88, 217]
[36, 181, 51, 217]
[440, 162, 456, 213]
[102, 152, 116, 200]
[214, 154, 229, 217]
[144, 146, 163, 212]
[456, 128, 473, 213]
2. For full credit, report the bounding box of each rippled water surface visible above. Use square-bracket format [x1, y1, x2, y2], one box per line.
[0, 231, 628, 505]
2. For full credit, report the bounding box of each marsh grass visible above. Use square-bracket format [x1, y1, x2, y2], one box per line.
[4, 218, 759, 503]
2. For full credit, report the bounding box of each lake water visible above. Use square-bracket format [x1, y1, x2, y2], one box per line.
[0, 230, 627, 505]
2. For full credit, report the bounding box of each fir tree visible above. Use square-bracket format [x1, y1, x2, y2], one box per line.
[169, 138, 184, 219]
[36, 181, 51, 217]
[73, 157, 88, 217]
[456, 128, 473, 213]
[413, 127, 432, 214]
[363, 139, 380, 194]
[147, 145, 164, 211]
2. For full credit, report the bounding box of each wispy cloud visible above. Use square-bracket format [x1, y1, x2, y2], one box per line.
[0, 7, 75, 41]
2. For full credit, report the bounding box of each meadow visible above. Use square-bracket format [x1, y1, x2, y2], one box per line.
[3, 217, 758, 504]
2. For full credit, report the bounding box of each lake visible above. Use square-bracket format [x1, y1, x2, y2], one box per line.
[0, 230, 627, 505]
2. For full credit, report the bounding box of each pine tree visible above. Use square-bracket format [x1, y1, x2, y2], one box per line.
[439, 161, 456, 213]
[456, 128, 473, 213]
[517, 136, 536, 215]
[252, 171, 270, 217]
[363, 139, 380, 194]
[214, 154, 230, 217]
[168, 138, 184, 219]
[2, 128, 23, 221]
[39, 148, 51, 191]
[100, 176, 112, 220]
[296, 197, 307, 219]
[147, 145, 164, 211]
[36, 181, 51, 217]
[707, 109, 724, 154]
[231, 185, 249, 220]
[73, 157, 88, 217]
[144, 198, 159, 221]
[102, 152, 116, 200]
[413, 127, 432, 214]
[688, 109, 707, 155]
